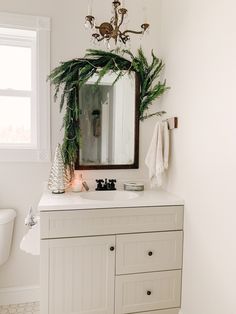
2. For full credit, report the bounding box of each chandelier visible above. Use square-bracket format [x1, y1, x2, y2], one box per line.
[84, 1, 150, 48]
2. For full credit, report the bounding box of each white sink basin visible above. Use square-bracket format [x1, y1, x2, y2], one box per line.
[80, 190, 139, 202]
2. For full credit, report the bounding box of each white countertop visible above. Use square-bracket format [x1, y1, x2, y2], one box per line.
[38, 189, 184, 212]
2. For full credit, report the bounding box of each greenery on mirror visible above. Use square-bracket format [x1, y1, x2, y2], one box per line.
[49, 48, 169, 170]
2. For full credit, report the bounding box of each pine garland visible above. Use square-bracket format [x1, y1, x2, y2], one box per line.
[49, 48, 169, 170]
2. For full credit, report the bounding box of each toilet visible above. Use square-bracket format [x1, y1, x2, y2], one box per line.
[0, 209, 16, 266]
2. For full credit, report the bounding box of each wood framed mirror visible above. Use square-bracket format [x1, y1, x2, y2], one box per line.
[75, 71, 140, 170]
[49, 49, 168, 172]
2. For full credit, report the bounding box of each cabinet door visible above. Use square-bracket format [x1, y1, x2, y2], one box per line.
[41, 236, 116, 314]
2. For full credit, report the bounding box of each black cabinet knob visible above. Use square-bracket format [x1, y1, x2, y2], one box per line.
[147, 290, 152, 296]
[148, 251, 153, 256]
[110, 246, 115, 251]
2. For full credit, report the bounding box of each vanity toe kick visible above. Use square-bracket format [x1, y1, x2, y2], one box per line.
[127, 310, 180, 314]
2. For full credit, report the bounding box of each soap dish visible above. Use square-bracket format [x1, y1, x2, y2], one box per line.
[124, 182, 144, 191]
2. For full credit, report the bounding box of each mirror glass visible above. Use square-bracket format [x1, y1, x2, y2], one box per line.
[77, 71, 139, 169]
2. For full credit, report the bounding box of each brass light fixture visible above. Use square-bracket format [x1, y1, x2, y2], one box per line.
[84, 0, 150, 48]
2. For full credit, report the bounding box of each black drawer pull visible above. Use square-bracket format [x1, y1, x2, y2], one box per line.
[110, 246, 115, 251]
[147, 290, 152, 296]
[148, 251, 153, 256]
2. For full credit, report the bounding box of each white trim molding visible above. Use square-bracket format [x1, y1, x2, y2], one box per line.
[0, 285, 40, 305]
[0, 12, 50, 30]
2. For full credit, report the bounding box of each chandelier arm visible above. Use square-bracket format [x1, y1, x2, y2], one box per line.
[113, 4, 119, 29]
[97, 36, 106, 42]
[122, 29, 143, 35]
[96, 33, 112, 42]
[118, 12, 125, 28]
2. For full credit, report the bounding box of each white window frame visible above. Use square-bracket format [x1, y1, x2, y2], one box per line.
[0, 12, 50, 162]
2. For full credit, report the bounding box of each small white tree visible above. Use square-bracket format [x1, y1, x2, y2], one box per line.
[48, 144, 70, 194]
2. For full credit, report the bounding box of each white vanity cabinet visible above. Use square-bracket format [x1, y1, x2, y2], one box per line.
[40, 204, 184, 314]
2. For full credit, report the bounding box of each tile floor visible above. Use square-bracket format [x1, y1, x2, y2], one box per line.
[0, 302, 40, 314]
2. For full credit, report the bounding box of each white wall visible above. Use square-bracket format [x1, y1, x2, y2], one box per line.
[0, 0, 162, 290]
[160, 1, 236, 313]
[2, 1, 235, 312]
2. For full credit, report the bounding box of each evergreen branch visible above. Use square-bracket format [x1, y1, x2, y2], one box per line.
[49, 48, 169, 170]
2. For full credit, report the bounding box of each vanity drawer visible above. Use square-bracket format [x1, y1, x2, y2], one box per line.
[40, 206, 183, 239]
[115, 270, 181, 314]
[116, 231, 183, 274]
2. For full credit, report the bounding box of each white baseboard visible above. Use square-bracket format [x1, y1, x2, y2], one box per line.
[0, 285, 40, 305]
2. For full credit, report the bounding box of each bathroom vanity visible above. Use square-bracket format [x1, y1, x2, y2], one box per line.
[39, 189, 184, 314]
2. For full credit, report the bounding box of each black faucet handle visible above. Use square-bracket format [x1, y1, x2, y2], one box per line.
[108, 179, 117, 190]
[96, 179, 104, 190]
[96, 179, 104, 183]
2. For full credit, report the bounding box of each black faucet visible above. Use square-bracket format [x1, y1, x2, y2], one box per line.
[103, 178, 108, 190]
[95, 179, 117, 191]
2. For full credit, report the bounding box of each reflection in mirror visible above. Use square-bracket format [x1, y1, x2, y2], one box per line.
[77, 71, 139, 169]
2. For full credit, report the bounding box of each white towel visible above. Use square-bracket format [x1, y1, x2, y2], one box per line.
[145, 121, 169, 187]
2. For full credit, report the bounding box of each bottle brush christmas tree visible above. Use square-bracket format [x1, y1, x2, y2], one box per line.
[48, 144, 70, 194]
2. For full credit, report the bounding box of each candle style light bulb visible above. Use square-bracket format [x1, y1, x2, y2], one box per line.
[139, 32, 143, 40]
[94, 38, 98, 45]
[104, 38, 111, 50]
[123, 14, 129, 25]
[84, 18, 90, 29]
[145, 27, 150, 36]
[90, 18, 95, 31]
[127, 40, 131, 49]
[91, 35, 96, 45]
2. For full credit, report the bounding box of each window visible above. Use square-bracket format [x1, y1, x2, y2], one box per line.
[0, 13, 50, 161]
